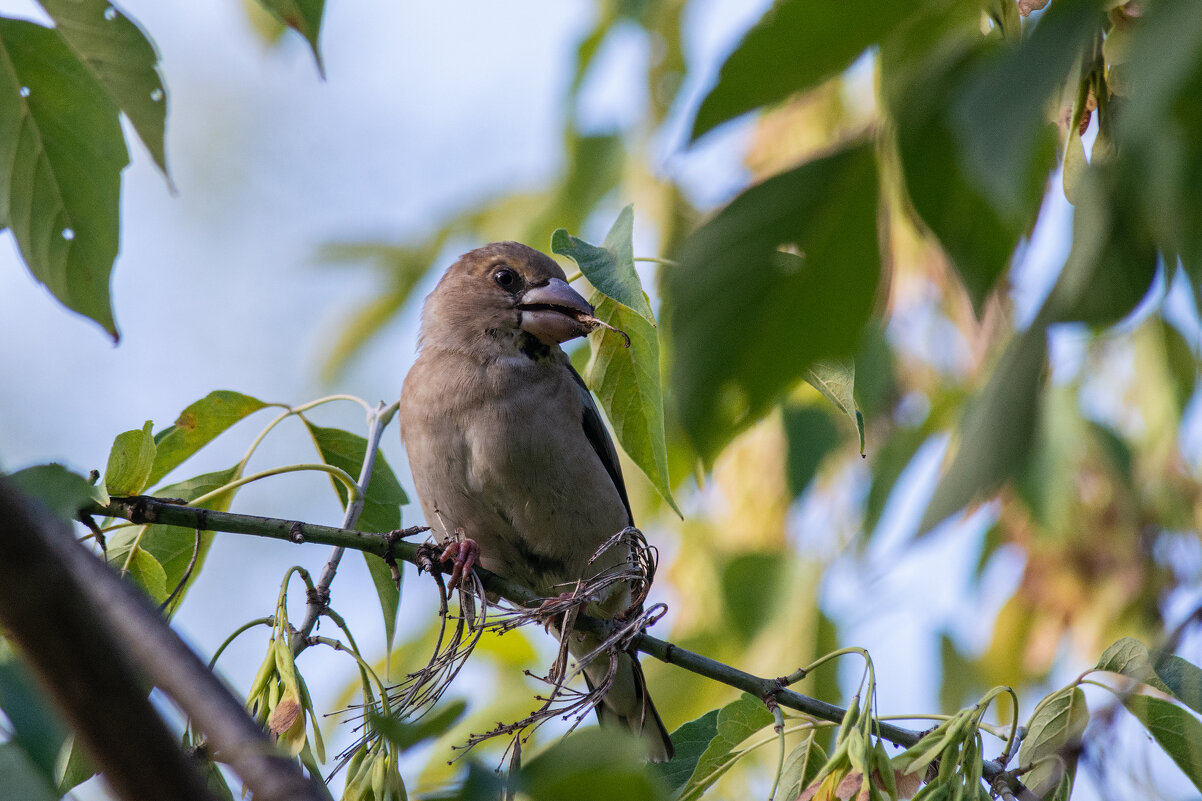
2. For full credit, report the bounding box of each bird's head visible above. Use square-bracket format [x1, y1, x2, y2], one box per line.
[419, 241, 595, 357]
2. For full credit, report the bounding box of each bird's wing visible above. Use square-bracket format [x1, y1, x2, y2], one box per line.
[567, 363, 634, 527]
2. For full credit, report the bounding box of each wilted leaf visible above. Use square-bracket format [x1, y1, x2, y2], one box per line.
[1020, 686, 1089, 799]
[691, 0, 917, 139]
[102, 421, 156, 497]
[552, 204, 655, 323]
[666, 141, 880, 465]
[36, 0, 168, 174]
[1123, 694, 1202, 794]
[0, 19, 127, 337]
[149, 391, 268, 486]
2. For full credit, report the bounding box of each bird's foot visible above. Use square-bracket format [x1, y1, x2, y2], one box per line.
[439, 537, 480, 591]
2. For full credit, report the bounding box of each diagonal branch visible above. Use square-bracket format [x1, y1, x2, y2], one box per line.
[93, 494, 1036, 800]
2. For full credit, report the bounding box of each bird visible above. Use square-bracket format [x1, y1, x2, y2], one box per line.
[398, 240, 674, 762]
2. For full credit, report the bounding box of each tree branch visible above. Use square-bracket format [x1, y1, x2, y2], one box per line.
[94, 495, 1036, 800]
[0, 482, 329, 801]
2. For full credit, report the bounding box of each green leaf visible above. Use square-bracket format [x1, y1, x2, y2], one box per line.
[889, 38, 1023, 316]
[803, 359, 864, 454]
[678, 693, 775, 801]
[0, 18, 128, 338]
[666, 141, 880, 465]
[951, 0, 1096, 222]
[778, 733, 825, 801]
[0, 743, 58, 801]
[919, 325, 1047, 533]
[1044, 166, 1158, 327]
[1123, 694, 1202, 794]
[651, 709, 720, 793]
[690, 0, 918, 140]
[35, 0, 168, 175]
[551, 204, 655, 324]
[1094, 637, 1173, 694]
[107, 466, 238, 613]
[304, 424, 407, 654]
[0, 640, 67, 788]
[102, 421, 156, 497]
[721, 551, 784, 644]
[519, 727, 669, 801]
[252, 0, 325, 74]
[54, 735, 93, 793]
[149, 390, 268, 487]
[1020, 686, 1089, 800]
[6, 463, 102, 521]
[1154, 654, 1202, 718]
[125, 544, 168, 602]
[782, 405, 840, 496]
[584, 295, 680, 517]
[369, 699, 467, 751]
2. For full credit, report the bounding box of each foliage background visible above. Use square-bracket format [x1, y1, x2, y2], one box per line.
[1, 0, 1201, 799]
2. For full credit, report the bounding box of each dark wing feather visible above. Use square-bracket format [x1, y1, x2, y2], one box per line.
[567, 363, 634, 526]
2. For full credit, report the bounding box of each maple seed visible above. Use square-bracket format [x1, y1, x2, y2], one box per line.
[575, 314, 631, 347]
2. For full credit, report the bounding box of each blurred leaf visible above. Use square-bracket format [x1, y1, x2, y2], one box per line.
[778, 733, 825, 801]
[721, 551, 784, 643]
[803, 360, 863, 454]
[1112, 0, 1202, 283]
[1020, 686, 1088, 799]
[585, 294, 680, 517]
[518, 727, 669, 801]
[919, 326, 1046, 533]
[304, 424, 407, 652]
[1154, 653, 1202, 718]
[952, 0, 1097, 221]
[0, 743, 58, 801]
[678, 693, 775, 801]
[526, 133, 624, 245]
[939, 633, 979, 714]
[252, 0, 324, 73]
[316, 237, 446, 381]
[102, 421, 156, 497]
[149, 390, 268, 486]
[667, 141, 880, 465]
[36, 0, 168, 175]
[691, 0, 916, 140]
[864, 425, 929, 535]
[6, 463, 102, 520]
[1044, 167, 1157, 326]
[652, 709, 719, 793]
[54, 735, 94, 793]
[107, 466, 238, 613]
[890, 38, 1022, 315]
[369, 699, 467, 751]
[0, 18, 127, 337]
[552, 204, 655, 323]
[1123, 694, 1202, 794]
[782, 405, 840, 495]
[1160, 317, 1198, 412]
[0, 641, 67, 787]
[1094, 637, 1173, 693]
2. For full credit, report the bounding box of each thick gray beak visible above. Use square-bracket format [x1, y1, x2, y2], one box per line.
[517, 278, 594, 345]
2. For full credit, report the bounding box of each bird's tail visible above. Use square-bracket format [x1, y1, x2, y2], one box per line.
[582, 649, 675, 763]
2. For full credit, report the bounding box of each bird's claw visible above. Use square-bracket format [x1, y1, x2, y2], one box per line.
[439, 538, 480, 591]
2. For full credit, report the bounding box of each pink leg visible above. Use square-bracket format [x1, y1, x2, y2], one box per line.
[439, 538, 480, 591]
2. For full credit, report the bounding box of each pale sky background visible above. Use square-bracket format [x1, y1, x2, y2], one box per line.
[0, 1, 1192, 799]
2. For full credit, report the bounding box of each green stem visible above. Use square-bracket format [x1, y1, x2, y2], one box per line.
[209, 617, 275, 669]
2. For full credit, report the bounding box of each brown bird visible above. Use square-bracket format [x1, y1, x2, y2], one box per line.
[399, 241, 673, 761]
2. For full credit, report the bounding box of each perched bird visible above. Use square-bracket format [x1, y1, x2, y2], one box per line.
[399, 241, 674, 762]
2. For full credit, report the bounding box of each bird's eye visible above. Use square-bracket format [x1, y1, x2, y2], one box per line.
[493, 268, 518, 290]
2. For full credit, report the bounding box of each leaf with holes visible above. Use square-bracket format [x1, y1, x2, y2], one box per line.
[0, 19, 127, 337]
[36, 0, 168, 175]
